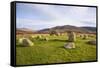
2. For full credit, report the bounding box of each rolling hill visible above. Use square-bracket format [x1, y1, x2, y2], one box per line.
[16, 25, 96, 34]
[37, 25, 96, 33]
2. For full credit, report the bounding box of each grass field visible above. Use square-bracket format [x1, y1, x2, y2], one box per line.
[16, 34, 96, 65]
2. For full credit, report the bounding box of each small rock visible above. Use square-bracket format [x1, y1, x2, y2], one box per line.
[64, 42, 75, 49]
[87, 40, 96, 45]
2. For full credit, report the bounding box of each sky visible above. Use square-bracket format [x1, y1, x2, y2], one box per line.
[16, 3, 96, 30]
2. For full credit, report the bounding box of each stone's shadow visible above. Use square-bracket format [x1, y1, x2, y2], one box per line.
[50, 39, 75, 42]
[16, 45, 27, 47]
[32, 38, 69, 42]
[49, 39, 69, 42]
[16, 44, 34, 47]
[16, 39, 70, 47]
[86, 40, 96, 45]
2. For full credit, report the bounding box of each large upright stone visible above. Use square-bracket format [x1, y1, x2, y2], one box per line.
[28, 35, 36, 41]
[83, 34, 88, 39]
[44, 37, 49, 41]
[67, 31, 76, 42]
[80, 34, 83, 38]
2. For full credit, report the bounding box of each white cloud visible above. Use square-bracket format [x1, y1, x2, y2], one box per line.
[17, 3, 96, 30]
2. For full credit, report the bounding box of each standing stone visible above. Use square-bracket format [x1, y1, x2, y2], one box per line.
[83, 34, 88, 39]
[80, 34, 82, 38]
[44, 37, 49, 41]
[28, 35, 35, 41]
[36, 35, 42, 40]
[64, 31, 76, 49]
[67, 31, 76, 42]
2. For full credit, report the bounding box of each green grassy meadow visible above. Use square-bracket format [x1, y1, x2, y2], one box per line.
[16, 34, 96, 65]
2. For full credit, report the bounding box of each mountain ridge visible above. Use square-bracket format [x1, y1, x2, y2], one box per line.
[37, 25, 96, 33]
[16, 25, 96, 34]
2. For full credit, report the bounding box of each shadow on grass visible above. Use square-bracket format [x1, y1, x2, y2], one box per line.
[49, 39, 69, 42]
[16, 39, 70, 47]
[16, 45, 27, 47]
[16, 44, 34, 47]
[32, 39, 69, 42]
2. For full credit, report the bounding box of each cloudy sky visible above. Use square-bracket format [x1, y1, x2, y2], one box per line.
[16, 3, 96, 30]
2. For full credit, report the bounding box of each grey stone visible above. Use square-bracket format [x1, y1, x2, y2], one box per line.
[44, 37, 49, 41]
[67, 32, 76, 42]
[19, 38, 34, 47]
[87, 40, 96, 45]
[83, 34, 88, 39]
[64, 42, 75, 49]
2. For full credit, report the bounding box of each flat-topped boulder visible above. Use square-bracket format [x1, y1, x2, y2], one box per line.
[64, 42, 75, 49]
[87, 40, 96, 45]
[19, 38, 34, 47]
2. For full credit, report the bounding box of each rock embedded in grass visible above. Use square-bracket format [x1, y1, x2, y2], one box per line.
[64, 42, 75, 49]
[87, 40, 96, 45]
[19, 38, 34, 47]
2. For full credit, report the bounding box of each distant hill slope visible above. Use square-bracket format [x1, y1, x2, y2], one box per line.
[16, 28, 34, 34]
[16, 25, 96, 34]
[81, 27, 96, 32]
[37, 25, 96, 33]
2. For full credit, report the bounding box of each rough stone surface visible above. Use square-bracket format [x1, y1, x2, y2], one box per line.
[83, 34, 88, 39]
[19, 38, 34, 47]
[67, 32, 76, 42]
[28, 35, 36, 41]
[87, 40, 96, 45]
[49, 30, 60, 36]
[80, 34, 83, 38]
[44, 37, 49, 41]
[38, 35, 42, 38]
[64, 42, 75, 49]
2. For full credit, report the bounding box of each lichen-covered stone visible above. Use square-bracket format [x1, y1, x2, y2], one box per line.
[49, 30, 60, 36]
[83, 34, 88, 39]
[44, 37, 49, 41]
[87, 40, 96, 45]
[67, 31, 76, 42]
[19, 38, 34, 47]
[64, 42, 75, 49]
[36, 35, 42, 40]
